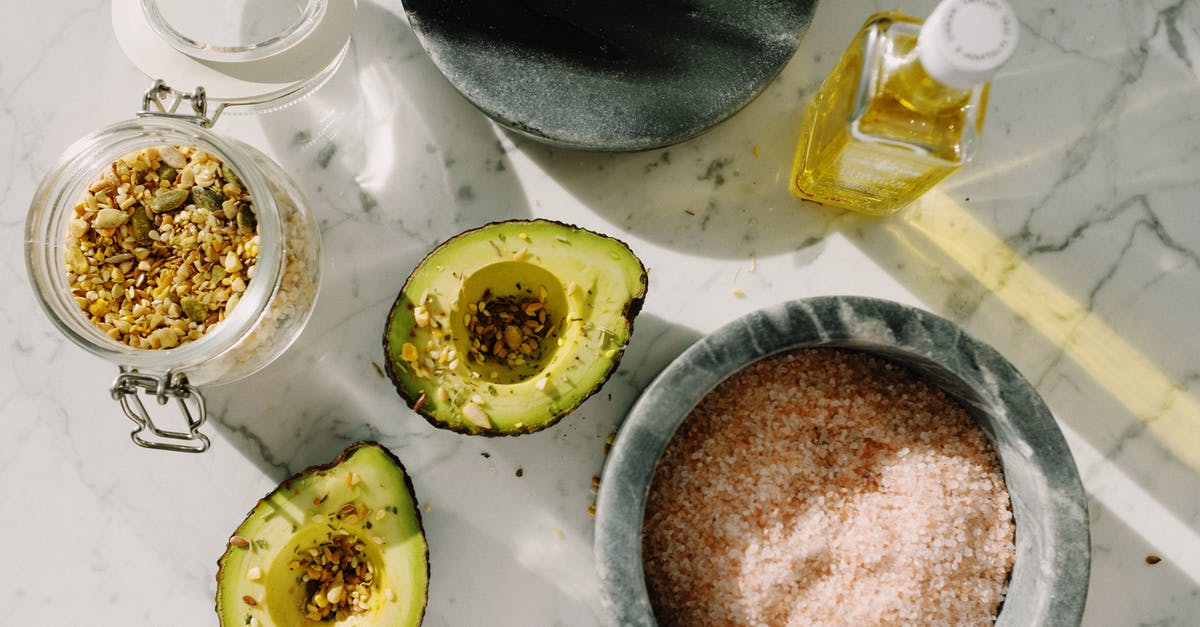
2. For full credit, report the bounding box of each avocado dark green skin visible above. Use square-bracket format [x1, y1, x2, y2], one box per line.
[214, 441, 429, 625]
[382, 219, 648, 437]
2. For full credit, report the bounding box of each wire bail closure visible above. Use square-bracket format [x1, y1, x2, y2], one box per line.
[137, 79, 226, 128]
[111, 367, 210, 453]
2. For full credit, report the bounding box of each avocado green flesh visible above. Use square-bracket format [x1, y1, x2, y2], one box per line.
[216, 442, 428, 626]
[384, 220, 647, 435]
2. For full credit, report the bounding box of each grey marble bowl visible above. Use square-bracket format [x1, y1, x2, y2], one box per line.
[594, 296, 1090, 626]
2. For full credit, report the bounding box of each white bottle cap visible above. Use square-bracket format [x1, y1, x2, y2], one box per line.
[918, 0, 1019, 90]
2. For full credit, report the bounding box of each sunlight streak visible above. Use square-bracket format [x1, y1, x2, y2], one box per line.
[897, 190, 1200, 470]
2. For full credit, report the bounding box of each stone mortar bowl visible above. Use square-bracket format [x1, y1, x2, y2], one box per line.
[594, 296, 1090, 626]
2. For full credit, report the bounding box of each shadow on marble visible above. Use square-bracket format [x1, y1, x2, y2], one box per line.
[517, 0, 1200, 554]
[407, 312, 701, 624]
[815, 1, 1200, 537]
[199, 310, 699, 623]
[454, 310, 707, 482]
[831, 183, 1200, 532]
[508, 20, 842, 261]
[417, 490, 603, 625]
[199, 1, 538, 480]
[254, 0, 532, 240]
[511, 0, 1198, 465]
[503, 18, 1197, 604]
[832, 207, 1200, 551]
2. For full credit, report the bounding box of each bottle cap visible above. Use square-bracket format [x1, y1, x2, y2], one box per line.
[918, 0, 1019, 89]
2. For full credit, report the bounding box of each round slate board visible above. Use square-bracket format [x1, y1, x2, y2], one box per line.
[401, 0, 819, 151]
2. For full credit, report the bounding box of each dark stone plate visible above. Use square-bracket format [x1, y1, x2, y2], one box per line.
[400, 0, 819, 151]
[594, 296, 1091, 626]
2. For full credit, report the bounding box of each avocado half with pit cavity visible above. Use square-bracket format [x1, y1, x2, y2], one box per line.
[383, 219, 648, 435]
[215, 441, 428, 626]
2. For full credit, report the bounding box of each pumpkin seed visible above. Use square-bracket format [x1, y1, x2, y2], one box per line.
[237, 204, 257, 232]
[221, 163, 241, 188]
[180, 296, 208, 323]
[192, 186, 223, 213]
[150, 188, 190, 213]
[131, 206, 153, 243]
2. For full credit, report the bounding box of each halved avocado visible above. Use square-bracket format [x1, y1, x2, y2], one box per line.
[216, 442, 428, 626]
[383, 219, 648, 435]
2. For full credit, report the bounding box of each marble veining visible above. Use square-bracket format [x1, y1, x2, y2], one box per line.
[1, 0, 1198, 625]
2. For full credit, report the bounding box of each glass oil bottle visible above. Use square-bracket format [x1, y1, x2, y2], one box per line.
[791, 0, 1019, 216]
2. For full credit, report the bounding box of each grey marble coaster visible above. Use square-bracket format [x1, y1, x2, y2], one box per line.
[594, 296, 1090, 626]
[400, 0, 819, 151]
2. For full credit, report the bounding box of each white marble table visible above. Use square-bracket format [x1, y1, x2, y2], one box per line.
[2, 1, 1198, 625]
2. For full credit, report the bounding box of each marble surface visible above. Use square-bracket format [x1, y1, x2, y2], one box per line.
[1, 0, 1197, 625]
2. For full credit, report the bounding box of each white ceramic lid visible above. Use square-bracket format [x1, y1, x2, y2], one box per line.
[918, 0, 1019, 90]
[111, 0, 356, 105]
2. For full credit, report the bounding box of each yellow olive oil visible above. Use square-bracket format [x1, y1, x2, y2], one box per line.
[792, 1, 1017, 216]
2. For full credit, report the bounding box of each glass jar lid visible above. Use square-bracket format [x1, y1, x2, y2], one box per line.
[112, 0, 356, 107]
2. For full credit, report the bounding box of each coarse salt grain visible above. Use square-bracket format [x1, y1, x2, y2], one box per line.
[642, 349, 1016, 626]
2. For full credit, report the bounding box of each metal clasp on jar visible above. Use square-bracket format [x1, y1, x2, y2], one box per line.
[111, 367, 210, 453]
[138, 79, 226, 128]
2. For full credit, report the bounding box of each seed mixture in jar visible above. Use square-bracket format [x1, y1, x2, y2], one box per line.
[63, 145, 259, 350]
[642, 349, 1016, 626]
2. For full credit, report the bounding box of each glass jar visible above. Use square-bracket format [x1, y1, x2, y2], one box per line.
[23, 0, 355, 453]
[26, 115, 321, 452]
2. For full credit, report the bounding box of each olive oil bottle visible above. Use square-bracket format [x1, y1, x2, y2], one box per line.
[791, 0, 1018, 216]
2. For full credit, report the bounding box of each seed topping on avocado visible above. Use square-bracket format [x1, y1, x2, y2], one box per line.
[465, 289, 556, 367]
[287, 498, 394, 622]
[216, 443, 428, 627]
[383, 220, 648, 435]
[396, 281, 567, 429]
[293, 526, 375, 621]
